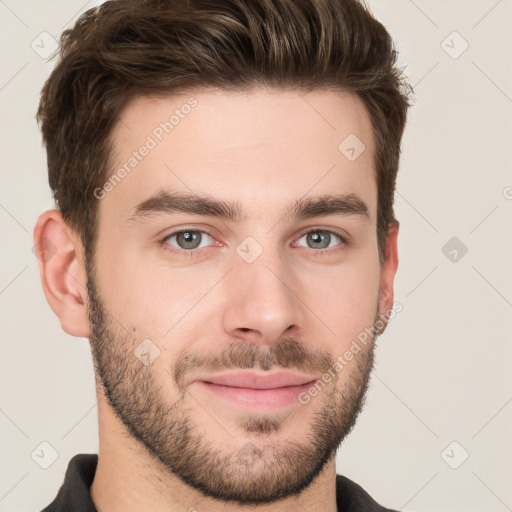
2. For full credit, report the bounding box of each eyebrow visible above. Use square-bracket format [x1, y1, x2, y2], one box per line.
[127, 190, 370, 224]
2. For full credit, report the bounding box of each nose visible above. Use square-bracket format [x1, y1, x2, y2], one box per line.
[221, 253, 306, 346]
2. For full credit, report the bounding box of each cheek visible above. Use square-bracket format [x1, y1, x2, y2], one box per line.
[98, 253, 218, 342]
[96, 226, 380, 350]
[299, 259, 380, 349]
[93, 241, 168, 334]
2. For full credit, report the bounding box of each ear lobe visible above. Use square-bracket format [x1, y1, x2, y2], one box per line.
[33, 209, 90, 338]
[377, 221, 399, 333]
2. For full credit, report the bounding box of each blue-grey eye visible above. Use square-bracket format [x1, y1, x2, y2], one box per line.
[296, 230, 342, 250]
[165, 230, 214, 250]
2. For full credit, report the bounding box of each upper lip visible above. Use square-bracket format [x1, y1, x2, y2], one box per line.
[194, 371, 318, 389]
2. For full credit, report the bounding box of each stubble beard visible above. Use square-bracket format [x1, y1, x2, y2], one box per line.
[86, 267, 379, 505]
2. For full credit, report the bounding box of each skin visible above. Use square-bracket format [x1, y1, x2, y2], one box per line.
[34, 88, 399, 512]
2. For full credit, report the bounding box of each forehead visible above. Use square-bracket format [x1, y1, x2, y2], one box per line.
[104, 88, 377, 225]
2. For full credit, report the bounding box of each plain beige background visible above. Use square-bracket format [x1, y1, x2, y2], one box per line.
[1, 1, 511, 511]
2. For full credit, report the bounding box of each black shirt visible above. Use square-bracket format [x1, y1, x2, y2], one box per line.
[40, 454, 398, 511]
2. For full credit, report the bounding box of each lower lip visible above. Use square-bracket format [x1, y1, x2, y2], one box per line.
[196, 381, 315, 409]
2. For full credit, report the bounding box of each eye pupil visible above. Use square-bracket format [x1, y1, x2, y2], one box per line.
[307, 230, 330, 249]
[177, 231, 201, 249]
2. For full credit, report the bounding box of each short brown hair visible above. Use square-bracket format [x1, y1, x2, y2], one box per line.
[37, 0, 411, 267]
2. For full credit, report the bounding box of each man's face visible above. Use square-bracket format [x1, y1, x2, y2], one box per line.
[86, 88, 392, 504]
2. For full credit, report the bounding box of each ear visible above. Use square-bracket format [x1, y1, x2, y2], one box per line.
[33, 209, 90, 338]
[377, 220, 399, 334]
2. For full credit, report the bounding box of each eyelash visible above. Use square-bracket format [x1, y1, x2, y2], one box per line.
[158, 227, 349, 259]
